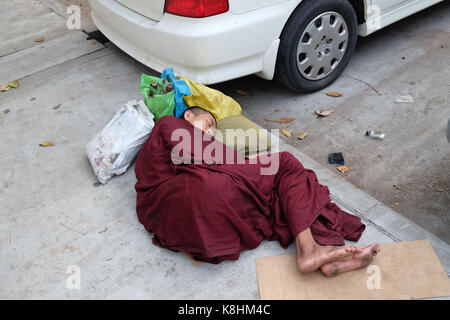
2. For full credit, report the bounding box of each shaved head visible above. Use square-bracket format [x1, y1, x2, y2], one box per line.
[183, 107, 217, 135]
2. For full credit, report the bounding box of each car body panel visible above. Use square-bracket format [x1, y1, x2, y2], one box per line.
[359, 0, 443, 36]
[114, 0, 165, 21]
[229, 0, 289, 14]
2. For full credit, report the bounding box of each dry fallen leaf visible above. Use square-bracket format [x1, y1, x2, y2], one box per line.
[337, 166, 349, 173]
[39, 141, 54, 147]
[35, 37, 45, 42]
[315, 109, 335, 117]
[8, 80, 20, 88]
[279, 118, 294, 124]
[437, 188, 443, 192]
[393, 185, 403, 191]
[235, 89, 248, 96]
[265, 118, 294, 124]
[298, 131, 308, 140]
[281, 128, 291, 138]
[326, 92, 342, 97]
[0, 83, 10, 92]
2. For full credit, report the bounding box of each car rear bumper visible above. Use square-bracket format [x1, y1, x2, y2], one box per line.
[89, 0, 295, 84]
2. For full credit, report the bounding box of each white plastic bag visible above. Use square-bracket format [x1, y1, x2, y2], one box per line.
[85, 100, 154, 184]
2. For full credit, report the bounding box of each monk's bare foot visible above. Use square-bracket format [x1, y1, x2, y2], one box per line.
[320, 243, 380, 277]
[297, 243, 359, 273]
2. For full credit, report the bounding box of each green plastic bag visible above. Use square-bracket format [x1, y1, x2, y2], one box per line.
[139, 74, 175, 122]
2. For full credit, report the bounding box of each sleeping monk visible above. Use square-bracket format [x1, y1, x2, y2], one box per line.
[135, 107, 380, 277]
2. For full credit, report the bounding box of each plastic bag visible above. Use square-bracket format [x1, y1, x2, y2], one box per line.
[85, 100, 155, 184]
[139, 74, 175, 122]
[139, 69, 190, 121]
[179, 77, 242, 121]
[161, 68, 191, 118]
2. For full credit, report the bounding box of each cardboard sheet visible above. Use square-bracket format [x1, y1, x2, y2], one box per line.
[256, 240, 450, 300]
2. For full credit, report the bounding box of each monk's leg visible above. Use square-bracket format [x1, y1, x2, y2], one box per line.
[295, 228, 379, 274]
[320, 244, 380, 277]
[296, 228, 357, 273]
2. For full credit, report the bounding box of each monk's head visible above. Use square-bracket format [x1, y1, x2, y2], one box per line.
[183, 107, 217, 136]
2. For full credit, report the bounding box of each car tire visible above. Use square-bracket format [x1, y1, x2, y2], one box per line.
[275, 0, 358, 93]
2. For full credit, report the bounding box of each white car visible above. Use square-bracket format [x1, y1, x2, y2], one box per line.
[89, 0, 443, 92]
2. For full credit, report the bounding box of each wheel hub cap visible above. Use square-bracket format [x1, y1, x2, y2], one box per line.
[296, 11, 349, 81]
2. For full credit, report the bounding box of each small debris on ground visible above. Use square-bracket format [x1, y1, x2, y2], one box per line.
[298, 131, 308, 140]
[326, 92, 342, 97]
[265, 118, 294, 124]
[99, 227, 108, 234]
[93, 181, 102, 187]
[337, 166, 349, 173]
[366, 130, 385, 140]
[8, 80, 20, 88]
[329, 152, 345, 165]
[1, 80, 20, 92]
[53, 104, 61, 110]
[430, 178, 445, 193]
[395, 95, 414, 103]
[235, 89, 248, 96]
[315, 109, 335, 117]
[3, 109, 10, 115]
[91, 40, 98, 45]
[35, 37, 45, 42]
[393, 184, 403, 191]
[39, 141, 54, 147]
[281, 128, 291, 137]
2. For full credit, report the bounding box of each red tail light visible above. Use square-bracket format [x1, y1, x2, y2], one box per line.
[165, 0, 229, 18]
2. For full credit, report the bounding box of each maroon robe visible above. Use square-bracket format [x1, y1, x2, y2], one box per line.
[135, 116, 365, 264]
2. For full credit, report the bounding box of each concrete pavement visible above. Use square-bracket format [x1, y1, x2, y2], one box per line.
[0, 0, 448, 299]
